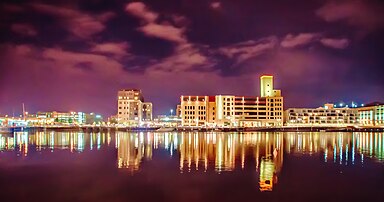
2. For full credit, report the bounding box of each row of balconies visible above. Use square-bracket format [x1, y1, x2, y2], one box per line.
[289, 113, 356, 116]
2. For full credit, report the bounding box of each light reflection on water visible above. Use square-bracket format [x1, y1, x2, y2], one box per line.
[0, 131, 383, 192]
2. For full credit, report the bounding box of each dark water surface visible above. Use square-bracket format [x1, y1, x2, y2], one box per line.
[0, 131, 383, 202]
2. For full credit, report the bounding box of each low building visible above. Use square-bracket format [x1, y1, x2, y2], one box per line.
[36, 111, 86, 124]
[180, 96, 210, 127]
[154, 115, 182, 127]
[284, 104, 358, 127]
[234, 96, 283, 127]
[85, 113, 103, 124]
[179, 75, 284, 127]
[357, 102, 384, 126]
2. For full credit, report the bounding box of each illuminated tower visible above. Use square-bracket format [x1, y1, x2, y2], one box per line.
[260, 75, 274, 97]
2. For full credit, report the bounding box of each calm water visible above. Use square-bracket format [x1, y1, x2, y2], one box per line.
[0, 131, 383, 202]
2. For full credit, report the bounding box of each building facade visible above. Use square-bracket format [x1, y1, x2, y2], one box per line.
[180, 96, 210, 127]
[142, 102, 153, 121]
[179, 75, 284, 127]
[284, 104, 358, 126]
[234, 96, 283, 127]
[357, 103, 384, 126]
[117, 89, 152, 125]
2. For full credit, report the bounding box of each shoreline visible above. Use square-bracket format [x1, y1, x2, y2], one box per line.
[1, 125, 384, 133]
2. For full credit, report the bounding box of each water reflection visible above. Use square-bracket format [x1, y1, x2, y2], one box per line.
[0, 131, 112, 154]
[0, 131, 383, 192]
[116, 132, 152, 171]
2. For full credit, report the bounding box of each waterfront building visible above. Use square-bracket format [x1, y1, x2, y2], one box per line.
[260, 75, 281, 97]
[33, 111, 86, 124]
[142, 102, 153, 121]
[154, 115, 182, 127]
[117, 89, 153, 125]
[176, 105, 181, 118]
[284, 104, 358, 126]
[234, 96, 283, 127]
[180, 96, 210, 127]
[357, 102, 384, 126]
[179, 75, 284, 127]
[85, 113, 103, 125]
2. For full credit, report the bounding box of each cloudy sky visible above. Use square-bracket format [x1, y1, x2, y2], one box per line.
[0, 0, 383, 116]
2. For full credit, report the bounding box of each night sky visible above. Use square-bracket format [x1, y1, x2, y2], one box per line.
[0, 0, 383, 117]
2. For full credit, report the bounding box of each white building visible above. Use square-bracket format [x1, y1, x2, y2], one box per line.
[179, 75, 284, 127]
[358, 103, 384, 126]
[117, 89, 152, 125]
[284, 104, 358, 127]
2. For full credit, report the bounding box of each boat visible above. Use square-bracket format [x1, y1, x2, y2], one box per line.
[156, 127, 175, 132]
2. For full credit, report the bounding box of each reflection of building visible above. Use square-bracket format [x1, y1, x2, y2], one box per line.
[259, 158, 275, 191]
[0, 134, 15, 150]
[117, 132, 152, 171]
[179, 75, 284, 127]
[283, 132, 384, 163]
[1, 131, 383, 183]
[117, 89, 153, 125]
[177, 132, 284, 179]
[357, 103, 384, 126]
[0, 132, 108, 155]
[284, 104, 358, 126]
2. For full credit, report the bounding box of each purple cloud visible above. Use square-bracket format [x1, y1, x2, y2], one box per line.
[147, 43, 214, 73]
[280, 33, 320, 48]
[125, 2, 158, 23]
[219, 37, 278, 64]
[320, 38, 349, 49]
[32, 4, 115, 39]
[139, 23, 186, 43]
[91, 42, 130, 58]
[210, 2, 222, 10]
[126, 2, 186, 44]
[11, 23, 38, 36]
[316, 0, 384, 34]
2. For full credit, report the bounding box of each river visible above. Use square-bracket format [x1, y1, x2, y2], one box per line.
[0, 131, 383, 202]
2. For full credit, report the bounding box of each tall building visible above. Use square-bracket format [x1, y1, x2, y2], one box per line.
[117, 89, 152, 125]
[260, 75, 274, 97]
[179, 75, 284, 127]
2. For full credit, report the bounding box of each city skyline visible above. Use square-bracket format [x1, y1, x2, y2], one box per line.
[1, 0, 384, 117]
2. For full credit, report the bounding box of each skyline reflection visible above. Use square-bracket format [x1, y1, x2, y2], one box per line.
[0, 131, 383, 191]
